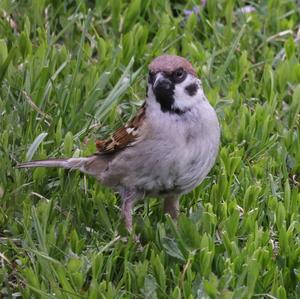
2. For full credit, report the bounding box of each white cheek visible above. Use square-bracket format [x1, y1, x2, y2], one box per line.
[147, 83, 154, 99]
[173, 76, 204, 110]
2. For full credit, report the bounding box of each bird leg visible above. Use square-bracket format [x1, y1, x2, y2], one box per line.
[120, 188, 138, 232]
[163, 196, 179, 219]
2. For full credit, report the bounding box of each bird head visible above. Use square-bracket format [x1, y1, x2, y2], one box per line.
[147, 55, 204, 114]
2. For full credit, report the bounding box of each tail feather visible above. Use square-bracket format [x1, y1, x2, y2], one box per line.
[17, 157, 91, 172]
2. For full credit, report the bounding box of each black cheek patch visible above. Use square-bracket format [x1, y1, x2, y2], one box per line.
[185, 83, 199, 96]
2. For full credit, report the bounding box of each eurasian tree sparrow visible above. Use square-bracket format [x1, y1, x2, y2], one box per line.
[18, 55, 220, 231]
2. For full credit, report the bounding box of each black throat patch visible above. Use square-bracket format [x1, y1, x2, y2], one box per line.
[153, 84, 189, 115]
[153, 82, 176, 113]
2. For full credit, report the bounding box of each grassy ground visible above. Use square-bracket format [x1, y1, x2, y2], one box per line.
[0, 0, 300, 298]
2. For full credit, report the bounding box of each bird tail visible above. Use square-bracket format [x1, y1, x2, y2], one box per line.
[17, 157, 92, 173]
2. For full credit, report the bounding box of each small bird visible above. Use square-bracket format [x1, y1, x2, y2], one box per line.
[18, 55, 220, 231]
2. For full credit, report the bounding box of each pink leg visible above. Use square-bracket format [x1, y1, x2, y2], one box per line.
[120, 189, 138, 232]
[164, 196, 180, 219]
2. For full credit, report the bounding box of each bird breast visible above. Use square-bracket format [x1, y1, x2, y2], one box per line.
[101, 100, 220, 197]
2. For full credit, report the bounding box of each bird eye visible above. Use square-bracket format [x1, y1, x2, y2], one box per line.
[175, 69, 184, 78]
[173, 68, 186, 83]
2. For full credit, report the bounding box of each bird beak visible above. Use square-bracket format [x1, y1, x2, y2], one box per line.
[153, 73, 172, 91]
[153, 73, 163, 89]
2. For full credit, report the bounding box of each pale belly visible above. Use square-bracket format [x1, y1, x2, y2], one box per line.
[102, 135, 218, 197]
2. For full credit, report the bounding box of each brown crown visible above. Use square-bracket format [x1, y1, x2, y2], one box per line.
[148, 55, 196, 76]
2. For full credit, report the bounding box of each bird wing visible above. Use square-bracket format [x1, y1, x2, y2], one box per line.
[95, 103, 146, 154]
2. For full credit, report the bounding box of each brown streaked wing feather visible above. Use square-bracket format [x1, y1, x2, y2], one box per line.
[95, 104, 146, 154]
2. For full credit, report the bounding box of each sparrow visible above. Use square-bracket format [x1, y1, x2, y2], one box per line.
[18, 55, 220, 231]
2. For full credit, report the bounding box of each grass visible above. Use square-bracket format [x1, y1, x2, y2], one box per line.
[0, 0, 300, 298]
